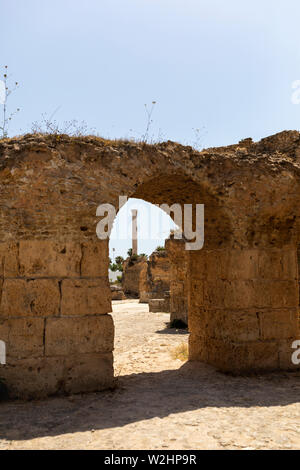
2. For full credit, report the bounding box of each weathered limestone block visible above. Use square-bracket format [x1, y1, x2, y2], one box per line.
[207, 338, 280, 373]
[0, 356, 65, 399]
[19, 241, 81, 277]
[139, 291, 150, 303]
[170, 280, 188, 323]
[61, 279, 111, 315]
[189, 334, 280, 372]
[278, 339, 300, 370]
[0, 318, 44, 359]
[81, 241, 109, 277]
[147, 251, 171, 298]
[202, 280, 298, 310]
[189, 308, 299, 341]
[202, 280, 254, 309]
[62, 353, 114, 394]
[189, 250, 206, 281]
[0, 279, 60, 317]
[45, 314, 114, 356]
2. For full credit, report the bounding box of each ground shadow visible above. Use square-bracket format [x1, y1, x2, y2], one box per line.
[0, 361, 300, 442]
[155, 324, 189, 335]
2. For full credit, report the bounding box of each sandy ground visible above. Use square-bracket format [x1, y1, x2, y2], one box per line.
[0, 300, 300, 450]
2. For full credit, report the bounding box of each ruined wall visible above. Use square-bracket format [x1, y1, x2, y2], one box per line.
[188, 247, 300, 372]
[0, 131, 300, 397]
[122, 257, 147, 298]
[148, 250, 170, 298]
[111, 285, 126, 300]
[123, 250, 171, 303]
[140, 250, 171, 304]
[0, 240, 113, 398]
[166, 238, 189, 324]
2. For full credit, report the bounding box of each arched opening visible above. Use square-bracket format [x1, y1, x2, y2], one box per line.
[109, 196, 188, 377]
[105, 172, 233, 378]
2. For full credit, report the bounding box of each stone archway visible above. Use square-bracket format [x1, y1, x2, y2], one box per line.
[0, 131, 300, 398]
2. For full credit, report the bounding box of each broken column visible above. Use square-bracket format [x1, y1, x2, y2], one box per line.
[132, 209, 138, 256]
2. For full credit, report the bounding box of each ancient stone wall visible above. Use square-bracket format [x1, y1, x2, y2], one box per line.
[148, 250, 170, 298]
[148, 296, 170, 313]
[122, 257, 147, 298]
[140, 250, 171, 304]
[139, 261, 150, 303]
[0, 240, 113, 398]
[110, 285, 126, 300]
[0, 131, 300, 397]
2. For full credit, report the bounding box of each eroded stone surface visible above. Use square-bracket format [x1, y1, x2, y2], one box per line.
[0, 279, 60, 317]
[0, 131, 300, 397]
[60, 279, 111, 316]
[0, 302, 299, 450]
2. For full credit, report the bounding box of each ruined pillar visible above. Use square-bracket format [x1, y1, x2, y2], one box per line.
[0, 239, 114, 399]
[166, 238, 188, 324]
[1, 130, 300, 396]
[188, 247, 300, 373]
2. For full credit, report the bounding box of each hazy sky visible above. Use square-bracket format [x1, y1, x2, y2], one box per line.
[2, 0, 300, 256]
[110, 198, 177, 260]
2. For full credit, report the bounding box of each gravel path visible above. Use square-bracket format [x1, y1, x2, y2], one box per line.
[0, 300, 299, 450]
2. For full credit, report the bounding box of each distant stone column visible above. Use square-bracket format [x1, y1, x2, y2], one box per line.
[132, 210, 138, 255]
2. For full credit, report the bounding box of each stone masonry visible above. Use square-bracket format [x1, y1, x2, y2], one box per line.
[122, 257, 147, 298]
[166, 237, 189, 324]
[0, 240, 113, 398]
[0, 130, 300, 397]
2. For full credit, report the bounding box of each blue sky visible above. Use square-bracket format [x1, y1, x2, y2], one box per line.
[110, 198, 177, 260]
[2, 0, 300, 257]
